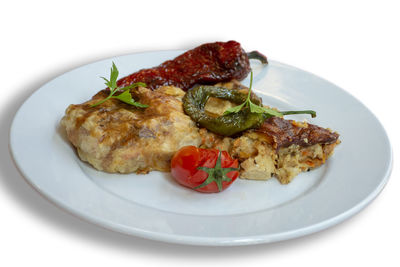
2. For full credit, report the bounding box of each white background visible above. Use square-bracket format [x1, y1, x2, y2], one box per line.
[1, 0, 398, 266]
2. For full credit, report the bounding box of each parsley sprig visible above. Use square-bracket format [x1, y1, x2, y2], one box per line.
[223, 71, 316, 118]
[91, 62, 148, 108]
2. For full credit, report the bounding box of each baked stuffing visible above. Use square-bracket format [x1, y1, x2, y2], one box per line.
[61, 80, 339, 183]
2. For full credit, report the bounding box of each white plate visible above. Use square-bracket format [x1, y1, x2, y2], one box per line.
[9, 50, 392, 246]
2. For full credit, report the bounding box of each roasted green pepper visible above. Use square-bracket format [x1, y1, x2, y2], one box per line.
[183, 85, 270, 136]
[183, 83, 316, 136]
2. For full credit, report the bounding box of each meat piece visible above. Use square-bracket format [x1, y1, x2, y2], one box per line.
[255, 116, 339, 150]
[61, 86, 202, 173]
[116, 41, 263, 90]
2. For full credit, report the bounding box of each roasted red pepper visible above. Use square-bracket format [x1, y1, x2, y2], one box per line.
[116, 41, 267, 91]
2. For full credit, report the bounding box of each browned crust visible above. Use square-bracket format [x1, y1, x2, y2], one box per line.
[255, 116, 339, 150]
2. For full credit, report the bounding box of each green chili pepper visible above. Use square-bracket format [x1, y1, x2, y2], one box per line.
[183, 85, 269, 136]
[183, 82, 316, 136]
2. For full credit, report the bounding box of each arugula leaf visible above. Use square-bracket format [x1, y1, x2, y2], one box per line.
[90, 63, 148, 108]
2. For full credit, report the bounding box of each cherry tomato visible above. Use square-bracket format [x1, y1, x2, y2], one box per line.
[171, 146, 239, 193]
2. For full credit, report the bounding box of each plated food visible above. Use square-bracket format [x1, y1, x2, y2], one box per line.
[11, 45, 391, 244]
[61, 41, 340, 192]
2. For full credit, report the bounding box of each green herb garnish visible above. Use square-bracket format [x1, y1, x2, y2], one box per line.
[223, 71, 316, 118]
[90, 62, 148, 108]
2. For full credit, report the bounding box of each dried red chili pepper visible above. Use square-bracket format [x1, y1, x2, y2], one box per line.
[116, 41, 267, 91]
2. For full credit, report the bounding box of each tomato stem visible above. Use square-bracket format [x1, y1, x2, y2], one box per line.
[194, 151, 239, 192]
